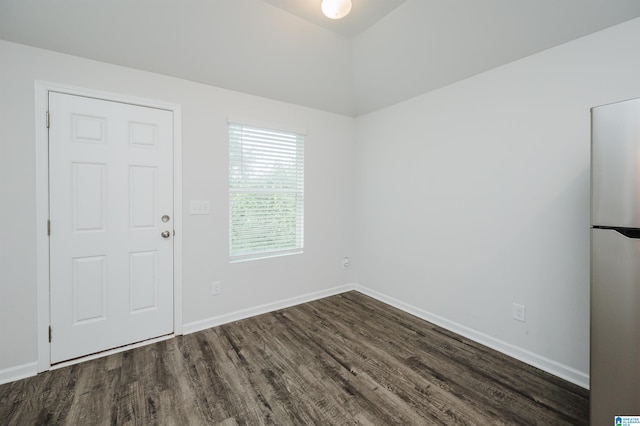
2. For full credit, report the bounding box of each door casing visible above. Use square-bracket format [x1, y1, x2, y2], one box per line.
[35, 81, 183, 372]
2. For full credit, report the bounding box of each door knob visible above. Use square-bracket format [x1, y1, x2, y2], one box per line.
[161, 230, 171, 239]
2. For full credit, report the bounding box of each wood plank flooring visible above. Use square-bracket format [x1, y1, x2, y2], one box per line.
[0, 291, 589, 425]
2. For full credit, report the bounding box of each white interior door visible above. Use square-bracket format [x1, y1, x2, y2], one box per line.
[49, 92, 174, 364]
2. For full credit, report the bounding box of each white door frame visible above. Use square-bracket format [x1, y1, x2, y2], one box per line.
[35, 81, 183, 372]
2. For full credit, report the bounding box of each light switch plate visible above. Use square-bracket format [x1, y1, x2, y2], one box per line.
[190, 200, 211, 215]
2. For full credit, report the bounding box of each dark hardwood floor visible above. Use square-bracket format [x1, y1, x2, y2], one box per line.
[0, 291, 589, 425]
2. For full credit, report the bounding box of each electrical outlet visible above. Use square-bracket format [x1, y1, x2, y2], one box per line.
[513, 303, 526, 322]
[212, 281, 222, 295]
[342, 257, 350, 269]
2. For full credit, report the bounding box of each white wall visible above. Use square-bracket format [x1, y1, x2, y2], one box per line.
[4, 16, 640, 388]
[0, 40, 356, 376]
[354, 17, 640, 387]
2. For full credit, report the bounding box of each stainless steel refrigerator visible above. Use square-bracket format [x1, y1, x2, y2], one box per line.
[591, 97, 640, 425]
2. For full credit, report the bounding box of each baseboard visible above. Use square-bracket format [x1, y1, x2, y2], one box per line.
[183, 283, 356, 335]
[354, 284, 590, 390]
[13, 281, 584, 389]
[0, 362, 38, 385]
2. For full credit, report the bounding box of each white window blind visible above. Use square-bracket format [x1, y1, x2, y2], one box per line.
[229, 122, 304, 261]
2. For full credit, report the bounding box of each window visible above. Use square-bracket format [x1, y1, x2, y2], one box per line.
[229, 121, 304, 261]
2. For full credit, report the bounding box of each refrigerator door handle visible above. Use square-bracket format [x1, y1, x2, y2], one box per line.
[614, 228, 640, 239]
[593, 226, 640, 239]
[617, 228, 640, 238]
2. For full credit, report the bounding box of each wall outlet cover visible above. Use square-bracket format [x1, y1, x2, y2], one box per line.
[342, 257, 350, 269]
[513, 303, 526, 322]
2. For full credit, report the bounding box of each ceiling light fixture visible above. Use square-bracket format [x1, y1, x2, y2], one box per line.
[321, 0, 352, 20]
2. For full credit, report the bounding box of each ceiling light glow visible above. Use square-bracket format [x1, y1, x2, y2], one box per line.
[321, 0, 352, 20]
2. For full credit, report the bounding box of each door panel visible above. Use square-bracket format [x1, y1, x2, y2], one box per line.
[591, 97, 640, 227]
[72, 162, 107, 232]
[130, 166, 158, 229]
[72, 255, 107, 323]
[129, 250, 158, 312]
[49, 92, 174, 364]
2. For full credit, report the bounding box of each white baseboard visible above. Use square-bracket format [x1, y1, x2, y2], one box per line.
[354, 284, 590, 389]
[183, 283, 356, 335]
[0, 362, 37, 385]
[1, 284, 588, 389]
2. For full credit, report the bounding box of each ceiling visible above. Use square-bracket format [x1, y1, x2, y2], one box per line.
[1, 0, 640, 116]
[262, 0, 408, 38]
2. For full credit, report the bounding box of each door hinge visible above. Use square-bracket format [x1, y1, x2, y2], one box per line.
[46, 111, 50, 129]
[48, 326, 52, 342]
[47, 220, 51, 236]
